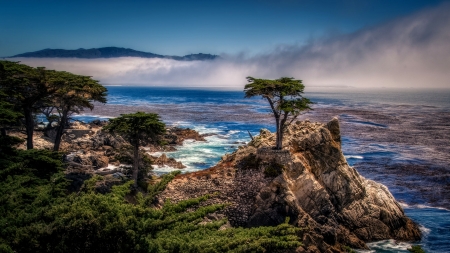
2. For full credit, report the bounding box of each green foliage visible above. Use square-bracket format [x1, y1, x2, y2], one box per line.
[0, 145, 303, 252]
[408, 245, 426, 253]
[104, 112, 166, 147]
[104, 112, 166, 187]
[0, 135, 24, 158]
[0, 60, 107, 150]
[263, 160, 284, 177]
[244, 76, 312, 150]
[0, 61, 59, 149]
[343, 245, 356, 253]
[146, 171, 181, 205]
[0, 90, 22, 131]
[48, 70, 108, 151]
[159, 139, 169, 146]
[0, 148, 69, 252]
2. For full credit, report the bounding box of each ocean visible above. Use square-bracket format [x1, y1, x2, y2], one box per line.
[77, 86, 450, 253]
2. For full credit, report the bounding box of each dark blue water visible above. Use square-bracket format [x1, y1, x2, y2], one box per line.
[77, 86, 450, 252]
[105, 86, 264, 108]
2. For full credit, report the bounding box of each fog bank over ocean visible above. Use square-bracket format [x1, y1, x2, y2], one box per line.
[12, 2, 450, 90]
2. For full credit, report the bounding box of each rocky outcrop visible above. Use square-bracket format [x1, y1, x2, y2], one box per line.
[53, 122, 202, 168]
[152, 153, 186, 169]
[157, 118, 421, 252]
[164, 127, 206, 144]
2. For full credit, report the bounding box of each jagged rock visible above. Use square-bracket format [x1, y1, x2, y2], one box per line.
[157, 118, 421, 252]
[91, 154, 109, 168]
[153, 153, 186, 169]
[165, 127, 206, 145]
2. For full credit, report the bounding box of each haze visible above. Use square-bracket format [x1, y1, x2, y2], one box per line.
[2, 0, 450, 90]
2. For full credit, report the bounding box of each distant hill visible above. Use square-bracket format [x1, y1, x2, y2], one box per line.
[8, 47, 219, 61]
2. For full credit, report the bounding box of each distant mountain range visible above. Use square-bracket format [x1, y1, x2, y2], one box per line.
[7, 47, 219, 61]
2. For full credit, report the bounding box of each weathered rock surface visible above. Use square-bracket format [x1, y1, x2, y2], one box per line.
[157, 118, 421, 252]
[152, 153, 186, 169]
[12, 121, 203, 182]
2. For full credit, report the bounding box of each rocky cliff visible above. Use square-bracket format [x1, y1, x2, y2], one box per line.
[157, 118, 421, 252]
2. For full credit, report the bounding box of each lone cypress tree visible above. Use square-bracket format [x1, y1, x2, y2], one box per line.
[244, 77, 312, 150]
[103, 112, 165, 187]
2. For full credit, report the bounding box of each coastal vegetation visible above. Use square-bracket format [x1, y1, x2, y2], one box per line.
[0, 61, 304, 252]
[0, 61, 423, 252]
[0, 60, 107, 150]
[103, 112, 166, 188]
[0, 137, 303, 252]
[244, 77, 312, 149]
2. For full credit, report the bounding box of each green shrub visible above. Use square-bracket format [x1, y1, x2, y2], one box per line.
[343, 245, 356, 253]
[408, 245, 426, 253]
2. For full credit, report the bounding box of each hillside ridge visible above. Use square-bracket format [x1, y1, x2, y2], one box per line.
[7, 47, 219, 61]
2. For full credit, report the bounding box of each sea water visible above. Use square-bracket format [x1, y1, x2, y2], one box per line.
[75, 86, 450, 253]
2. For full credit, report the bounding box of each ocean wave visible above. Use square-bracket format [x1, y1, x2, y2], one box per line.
[399, 202, 450, 211]
[151, 165, 196, 174]
[359, 239, 414, 253]
[419, 225, 431, 235]
[345, 155, 364, 159]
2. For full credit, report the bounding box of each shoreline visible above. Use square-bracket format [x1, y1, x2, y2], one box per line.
[83, 102, 450, 209]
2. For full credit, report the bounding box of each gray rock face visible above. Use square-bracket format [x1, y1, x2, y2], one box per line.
[157, 118, 421, 252]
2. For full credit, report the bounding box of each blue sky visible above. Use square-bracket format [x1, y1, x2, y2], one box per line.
[0, 0, 447, 56]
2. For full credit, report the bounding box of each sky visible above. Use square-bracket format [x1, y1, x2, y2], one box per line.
[1, 0, 450, 89]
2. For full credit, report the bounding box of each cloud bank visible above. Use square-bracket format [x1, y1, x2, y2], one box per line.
[13, 3, 450, 90]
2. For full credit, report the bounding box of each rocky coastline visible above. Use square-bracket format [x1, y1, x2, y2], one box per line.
[86, 99, 450, 209]
[156, 118, 421, 252]
[11, 120, 205, 177]
[10, 118, 422, 252]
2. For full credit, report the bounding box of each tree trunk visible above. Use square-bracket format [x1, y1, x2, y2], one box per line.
[24, 107, 34, 149]
[53, 111, 68, 151]
[132, 143, 139, 188]
[275, 116, 282, 150]
[277, 113, 289, 150]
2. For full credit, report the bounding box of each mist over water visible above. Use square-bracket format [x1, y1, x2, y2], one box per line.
[11, 2, 450, 90]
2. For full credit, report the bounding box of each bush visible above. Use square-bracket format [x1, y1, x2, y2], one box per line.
[408, 245, 426, 253]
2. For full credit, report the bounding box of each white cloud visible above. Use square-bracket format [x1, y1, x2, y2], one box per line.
[12, 3, 450, 90]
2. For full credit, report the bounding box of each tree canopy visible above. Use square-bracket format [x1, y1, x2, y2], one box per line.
[244, 76, 312, 149]
[48, 71, 107, 151]
[0, 90, 22, 136]
[0, 60, 107, 151]
[103, 112, 166, 187]
[0, 61, 57, 149]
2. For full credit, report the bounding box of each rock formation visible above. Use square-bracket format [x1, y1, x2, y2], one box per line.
[152, 153, 186, 169]
[13, 121, 203, 175]
[157, 118, 421, 252]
